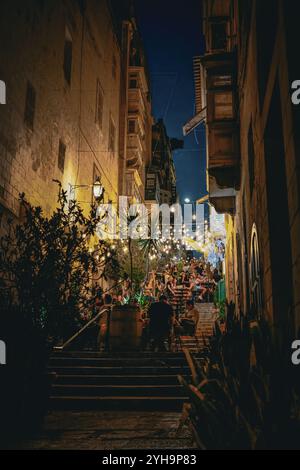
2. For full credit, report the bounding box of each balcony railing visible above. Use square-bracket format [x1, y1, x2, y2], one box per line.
[127, 132, 144, 155]
[128, 88, 145, 115]
[126, 170, 144, 202]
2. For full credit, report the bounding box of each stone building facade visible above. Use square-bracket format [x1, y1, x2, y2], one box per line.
[123, 22, 153, 203]
[200, 0, 300, 336]
[0, 0, 154, 236]
[145, 119, 177, 206]
[0, 0, 122, 229]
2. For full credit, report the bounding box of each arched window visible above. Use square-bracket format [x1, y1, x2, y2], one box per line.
[250, 224, 263, 317]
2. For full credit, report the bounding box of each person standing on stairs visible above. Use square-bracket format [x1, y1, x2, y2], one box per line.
[97, 294, 113, 351]
[148, 295, 174, 352]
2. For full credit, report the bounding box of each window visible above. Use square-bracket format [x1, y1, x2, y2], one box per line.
[214, 91, 233, 119]
[212, 75, 232, 87]
[248, 122, 255, 196]
[146, 174, 155, 188]
[58, 140, 66, 172]
[210, 21, 228, 51]
[128, 119, 136, 134]
[95, 79, 104, 129]
[236, 234, 245, 312]
[108, 116, 115, 152]
[250, 225, 263, 317]
[112, 54, 117, 80]
[63, 26, 72, 85]
[24, 81, 36, 129]
[129, 79, 138, 89]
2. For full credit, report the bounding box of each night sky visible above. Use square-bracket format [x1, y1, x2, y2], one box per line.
[135, 0, 206, 203]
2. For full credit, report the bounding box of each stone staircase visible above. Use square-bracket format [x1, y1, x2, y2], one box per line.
[48, 351, 191, 412]
[47, 303, 216, 412]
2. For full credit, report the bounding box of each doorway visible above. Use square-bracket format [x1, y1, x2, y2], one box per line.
[264, 79, 294, 334]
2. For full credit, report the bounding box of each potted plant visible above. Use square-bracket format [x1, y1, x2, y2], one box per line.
[108, 239, 146, 351]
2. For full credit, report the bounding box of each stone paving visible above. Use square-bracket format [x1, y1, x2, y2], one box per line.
[20, 411, 197, 450]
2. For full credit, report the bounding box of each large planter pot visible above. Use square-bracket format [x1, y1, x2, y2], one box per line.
[109, 305, 143, 351]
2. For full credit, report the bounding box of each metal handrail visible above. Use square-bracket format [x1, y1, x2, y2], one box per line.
[53, 307, 110, 351]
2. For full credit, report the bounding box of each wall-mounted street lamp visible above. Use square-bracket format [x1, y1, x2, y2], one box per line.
[69, 177, 105, 203]
[92, 177, 104, 200]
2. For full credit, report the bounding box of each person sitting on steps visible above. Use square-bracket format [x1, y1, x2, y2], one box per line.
[175, 300, 200, 337]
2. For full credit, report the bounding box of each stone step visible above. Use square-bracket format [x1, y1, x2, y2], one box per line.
[49, 356, 190, 367]
[49, 396, 187, 411]
[52, 351, 188, 358]
[55, 374, 185, 386]
[48, 365, 191, 375]
[51, 384, 186, 397]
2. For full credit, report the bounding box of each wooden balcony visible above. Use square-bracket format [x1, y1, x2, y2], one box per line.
[201, 50, 240, 191]
[128, 88, 145, 115]
[127, 132, 144, 154]
[207, 121, 240, 189]
[208, 175, 236, 215]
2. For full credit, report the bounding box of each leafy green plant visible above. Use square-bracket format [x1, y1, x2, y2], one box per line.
[214, 298, 226, 319]
[134, 290, 151, 312]
[0, 182, 116, 341]
[179, 314, 300, 450]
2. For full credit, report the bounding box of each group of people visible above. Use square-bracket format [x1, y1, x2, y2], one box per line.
[94, 259, 223, 352]
[143, 259, 222, 304]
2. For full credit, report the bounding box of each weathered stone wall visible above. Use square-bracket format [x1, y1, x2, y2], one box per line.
[0, 0, 121, 228]
[227, 0, 300, 333]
